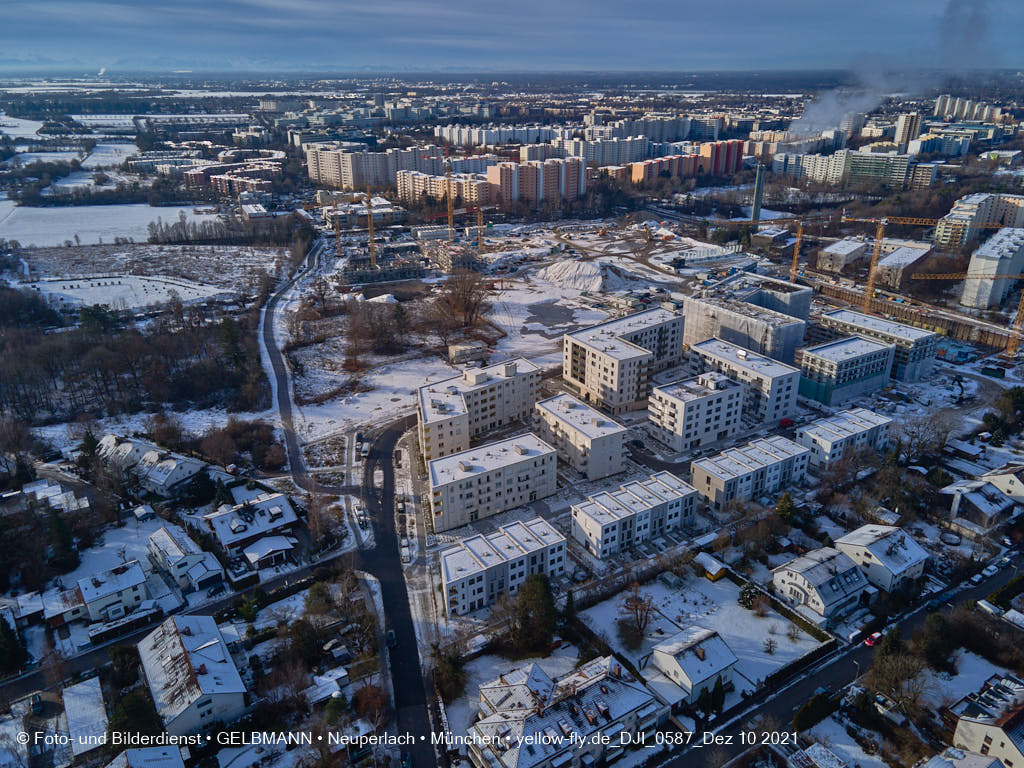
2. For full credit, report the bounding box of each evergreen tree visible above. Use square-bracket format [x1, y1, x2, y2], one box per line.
[512, 574, 557, 652]
[0, 616, 27, 674]
[563, 589, 576, 622]
[696, 687, 712, 716]
[775, 492, 796, 523]
[48, 509, 78, 572]
[711, 676, 726, 713]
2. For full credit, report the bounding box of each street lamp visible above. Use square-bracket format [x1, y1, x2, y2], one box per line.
[852, 659, 861, 685]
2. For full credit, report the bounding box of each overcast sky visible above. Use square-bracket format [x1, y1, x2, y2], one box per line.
[1, 0, 1019, 73]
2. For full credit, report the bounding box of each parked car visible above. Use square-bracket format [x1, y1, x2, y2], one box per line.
[864, 632, 883, 647]
[386, 630, 397, 648]
[999, 557, 1012, 569]
[970, 572, 985, 585]
[982, 564, 1000, 578]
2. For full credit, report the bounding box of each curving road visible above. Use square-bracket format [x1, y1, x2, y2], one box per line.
[261, 245, 436, 766]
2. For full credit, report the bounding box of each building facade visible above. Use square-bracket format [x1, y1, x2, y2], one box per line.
[690, 436, 809, 510]
[794, 408, 894, 467]
[648, 372, 744, 452]
[533, 393, 627, 480]
[818, 309, 938, 383]
[795, 336, 895, 406]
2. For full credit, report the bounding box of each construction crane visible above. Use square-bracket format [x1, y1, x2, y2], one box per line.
[445, 148, 455, 243]
[911, 271, 1024, 357]
[365, 191, 376, 268]
[476, 206, 485, 254]
[789, 222, 803, 282]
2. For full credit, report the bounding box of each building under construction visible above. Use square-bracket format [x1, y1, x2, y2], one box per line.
[336, 245, 424, 286]
[423, 241, 483, 273]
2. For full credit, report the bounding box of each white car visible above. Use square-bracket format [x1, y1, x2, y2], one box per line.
[982, 565, 1000, 578]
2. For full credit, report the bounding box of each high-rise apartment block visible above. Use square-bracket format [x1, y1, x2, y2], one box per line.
[960, 228, 1024, 309]
[484, 157, 585, 209]
[562, 309, 685, 414]
[934, 193, 1024, 248]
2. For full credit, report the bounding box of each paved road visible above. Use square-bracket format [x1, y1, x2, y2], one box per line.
[663, 556, 1022, 768]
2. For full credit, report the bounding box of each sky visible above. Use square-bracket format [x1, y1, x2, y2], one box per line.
[0, 0, 1021, 73]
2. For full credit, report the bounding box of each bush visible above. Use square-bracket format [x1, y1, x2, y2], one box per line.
[793, 693, 837, 732]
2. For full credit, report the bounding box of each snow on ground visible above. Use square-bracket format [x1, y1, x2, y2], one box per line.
[46, 169, 149, 194]
[807, 714, 887, 768]
[253, 588, 309, 631]
[536, 259, 650, 293]
[0, 201, 221, 247]
[51, 516, 168, 590]
[4, 150, 84, 166]
[921, 650, 1008, 711]
[81, 142, 138, 168]
[0, 113, 44, 139]
[217, 744, 310, 768]
[580, 576, 822, 689]
[445, 643, 580, 738]
[25, 274, 229, 310]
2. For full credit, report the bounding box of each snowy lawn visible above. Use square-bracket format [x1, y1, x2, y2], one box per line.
[807, 714, 887, 768]
[50, 517, 169, 590]
[253, 589, 309, 631]
[580, 575, 823, 689]
[920, 650, 1011, 712]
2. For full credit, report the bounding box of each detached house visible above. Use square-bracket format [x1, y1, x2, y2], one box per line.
[835, 525, 929, 593]
[773, 547, 873, 626]
[645, 626, 738, 706]
[42, 560, 148, 626]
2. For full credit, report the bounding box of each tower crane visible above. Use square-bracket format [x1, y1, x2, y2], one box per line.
[365, 190, 376, 268]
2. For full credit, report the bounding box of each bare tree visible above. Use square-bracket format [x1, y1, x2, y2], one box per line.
[868, 652, 928, 710]
[620, 582, 656, 635]
[435, 269, 491, 328]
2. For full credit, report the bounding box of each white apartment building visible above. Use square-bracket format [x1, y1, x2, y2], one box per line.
[772, 547, 873, 625]
[818, 309, 938, 383]
[42, 560, 149, 626]
[563, 309, 685, 414]
[690, 436, 809, 511]
[934, 193, 1024, 248]
[418, 358, 542, 461]
[428, 434, 557, 532]
[468, 656, 664, 768]
[648, 372, 744, 452]
[138, 616, 246, 736]
[534, 393, 627, 480]
[147, 525, 225, 594]
[795, 408, 894, 467]
[571, 472, 698, 559]
[440, 517, 566, 616]
[795, 336, 895, 406]
[688, 338, 799, 426]
[960, 228, 1024, 309]
[834, 525, 929, 593]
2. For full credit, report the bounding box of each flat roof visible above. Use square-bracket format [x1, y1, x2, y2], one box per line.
[653, 371, 741, 403]
[428, 433, 555, 487]
[572, 471, 696, 528]
[535, 393, 627, 440]
[692, 435, 809, 482]
[441, 517, 564, 584]
[690, 337, 799, 379]
[800, 335, 892, 363]
[878, 245, 930, 268]
[821, 309, 936, 343]
[799, 408, 893, 444]
[565, 308, 681, 361]
[418, 357, 539, 425]
[823, 238, 868, 255]
[970, 227, 1024, 268]
[687, 294, 804, 326]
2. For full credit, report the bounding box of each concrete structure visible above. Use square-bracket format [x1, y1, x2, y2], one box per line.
[440, 517, 566, 616]
[570, 472, 698, 559]
[817, 238, 869, 273]
[934, 193, 1024, 248]
[646, 627, 738, 705]
[138, 616, 246, 736]
[681, 294, 806, 363]
[417, 358, 542, 461]
[772, 548, 873, 625]
[950, 675, 1024, 768]
[688, 338, 799, 426]
[42, 560, 148, 626]
[875, 244, 932, 290]
[468, 656, 664, 768]
[835, 525, 929, 593]
[690, 435, 809, 511]
[795, 336, 895, 406]
[533, 394, 626, 480]
[148, 525, 224, 594]
[894, 112, 923, 149]
[428, 434, 557, 532]
[960, 228, 1024, 309]
[818, 309, 938, 383]
[648, 372, 744, 452]
[795, 408, 894, 467]
[563, 309, 685, 414]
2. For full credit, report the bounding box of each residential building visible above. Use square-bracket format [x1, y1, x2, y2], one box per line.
[817, 238, 869, 273]
[199, 493, 299, 555]
[97, 435, 206, 497]
[105, 747, 186, 768]
[794, 408, 894, 467]
[835, 525, 929, 593]
[533, 394, 626, 480]
[147, 525, 225, 594]
[934, 94, 1003, 121]
[950, 675, 1024, 768]
[484, 157, 585, 209]
[428, 434, 557, 532]
[648, 372, 744, 452]
[690, 435, 810, 511]
[688, 338, 799, 426]
[417, 358, 542, 461]
[772, 548, 873, 625]
[571, 472, 698, 558]
[468, 656, 665, 768]
[42, 560, 148, 626]
[440, 517, 566, 616]
[960, 228, 1024, 309]
[920, 747, 1002, 768]
[894, 112, 923, 149]
[645, 627, 738, 705]
[63, 677, 109, 759]
[980, 463, 1024, 504]
[818, 309, 938, 382]
[795, 336, 895, 406]
[875, 243, 932, 290]
[138, 616, 246, 736]
[934, 193, 1024, 248]
[681, 294, 806, 363]
[562, 309, 685, 414]
[940, 480, 1017, 538]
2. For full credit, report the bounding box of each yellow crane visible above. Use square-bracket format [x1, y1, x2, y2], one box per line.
[789, 222, 803, 282]
[365, 190, 376, 268]
[445, 150, 455, 243]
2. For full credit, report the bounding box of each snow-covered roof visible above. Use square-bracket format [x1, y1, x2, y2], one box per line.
[441, 517, 565, 585]
[921, 747, 1002, 768]
[774, 548, 870, 610]
[799, 335, 892, 363]
[694, 552, 725, 576]
[77, 560, 146, 606]
[203, 493, 298, 549]
[692, 435, 809, 482]
[418, 357, 539, 425]
[653, 626, 737, 689]
[535, 393, 627, 440]
[565, 308, 681, 362]
[821, 309, 936, 344]
[690, 338, 798, 380]
[105, 747, 186, 768]
[835, 525, 929, 576]
[823, 238, 868, 256]
[941, 480, 1015, 517]
[242, 535, 294, 565]
[878, 245, 929, 269]
[798, 408, 893, 446]
[149, 525, 202, 564]
[428, 434, 555, 488]
[652, 371, 742, 404]
[138, 616, 245, 726]
[572, 472, 696, 529]
[62, 677, 108, 757]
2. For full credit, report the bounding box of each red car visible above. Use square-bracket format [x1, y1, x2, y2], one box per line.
[864, 632, 883, 647]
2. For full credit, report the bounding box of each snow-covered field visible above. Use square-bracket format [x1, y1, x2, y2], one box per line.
[921, 650, 1008, 711]
[0, 113, 44, 139]
[4, 150, 84, 166]
[0, 201, 220, 247]
[580, 576, 823, 689]
[26, 274, 229, 309]
[53, 516, 169, 589]
[253, 588, 310, 631]
[81, 142, 138, 168]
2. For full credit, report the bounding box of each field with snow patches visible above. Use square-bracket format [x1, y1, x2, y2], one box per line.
[921, 650, 1009, 711]
[252, 588, 310, 631]
[4, 150, 84, 166]
[580, 576, 823, 688]
[0, 113, 44, 139]
[0, 201, 221, 247]
[52, 516, 170, 589]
